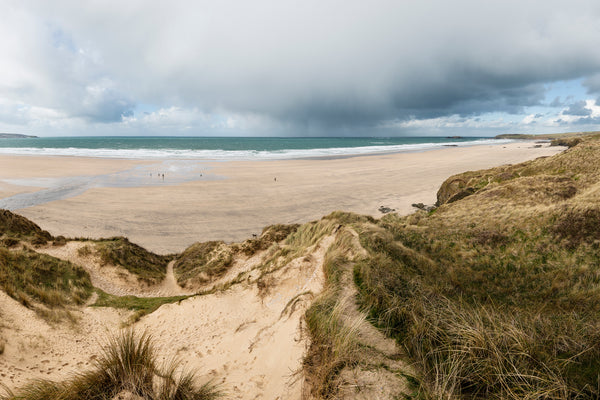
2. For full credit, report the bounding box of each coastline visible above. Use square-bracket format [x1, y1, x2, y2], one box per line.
[0, 141, 564, 253]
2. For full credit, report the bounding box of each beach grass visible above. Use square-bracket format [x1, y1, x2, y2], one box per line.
[173, 223, 299, 288]
[0, 247, 93, 313]
[0, 209, 53, 246]
[93, 237, 172, 285]
[173, 240, 234, 286]
[346, 133, 600, 398]
[0, 330, 221, 400]
[303, 223, 416, 398]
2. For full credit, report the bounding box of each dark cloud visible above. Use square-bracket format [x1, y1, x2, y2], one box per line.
[562, 101, 591, 117]
[4, 0, 600, 135]
[584, 73, 600, 94]
[78, 86, 134, 123]
[567, 116, 600, 125]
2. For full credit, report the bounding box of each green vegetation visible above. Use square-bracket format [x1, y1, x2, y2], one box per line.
[92, 289, 190, 323]
[94, 237, 172, 285]
[494, 130, 599, 140]
[238, 223, 299, 255]
[3, 133, 600, 398]
[174, 241, 234, 286]
[303, 230, 364, 398]
[348, 134, 600, 398]
[0, 247, 93, 312]
[0, 209, 52, 245]
[303, 223, 415, 399]
[174, 223, 299, 288]
[0, 330, 221, 400]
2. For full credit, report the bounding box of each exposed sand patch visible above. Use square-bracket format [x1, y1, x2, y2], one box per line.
[0, 290, 127, 390]
[136, 235, 334, 399]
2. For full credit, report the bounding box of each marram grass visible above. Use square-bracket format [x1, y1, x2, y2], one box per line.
[1, 330, 221, 400]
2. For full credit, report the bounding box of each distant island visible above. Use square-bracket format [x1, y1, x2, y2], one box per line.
[0, 133, 37, 138]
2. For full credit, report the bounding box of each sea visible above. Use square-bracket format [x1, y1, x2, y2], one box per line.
[0, 136, 510, 160]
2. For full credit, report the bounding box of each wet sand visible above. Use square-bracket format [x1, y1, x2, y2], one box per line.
[0, 142, 563, 253]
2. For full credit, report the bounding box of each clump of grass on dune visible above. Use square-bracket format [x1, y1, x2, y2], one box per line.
[94, 237, 172, 285]
[0, 209, 52, 246]
[173, 223, 300, 288]
[253, 218, 340, 282]
[285, 219, 338, 251]
[349, 134, 600, 398]
[173, 241, 234, 287]
[0, 330, 221, 400]
[304, 292, 364, 398]
[0, 247, 93, 315]
[406, 298, 600, 400]
[238, 223, 300, 256]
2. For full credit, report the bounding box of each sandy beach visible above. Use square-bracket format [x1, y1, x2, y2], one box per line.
[0, 142, 563, 254]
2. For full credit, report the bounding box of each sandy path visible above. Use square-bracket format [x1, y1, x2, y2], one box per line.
[137, 235, 335, 399]
[36, 242, 193, 298]
[2, 142, 564, 254]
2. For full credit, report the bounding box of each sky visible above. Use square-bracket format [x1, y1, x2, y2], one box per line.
[2, 0, 600, 137]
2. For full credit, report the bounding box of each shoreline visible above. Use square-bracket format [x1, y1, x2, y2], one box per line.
[0, 137, 510, 161]
[0, 141, 564, 253]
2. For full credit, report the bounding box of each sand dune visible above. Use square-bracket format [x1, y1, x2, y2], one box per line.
[0, 232, 332, 399]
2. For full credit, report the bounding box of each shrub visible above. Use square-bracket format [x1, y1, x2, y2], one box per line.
[1, 237, 19, 248]
[553, 207, 600, 248]
[52, 236, 67, 246]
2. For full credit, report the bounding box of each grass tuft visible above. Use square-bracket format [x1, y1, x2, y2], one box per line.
[174, 241, 233, 286]
[0, 247, 93, 318]
[94, 237, 172, 285]
[0, 209, 52, 241]
[0, 330, 221, 400]
[238, 223, 299, 256]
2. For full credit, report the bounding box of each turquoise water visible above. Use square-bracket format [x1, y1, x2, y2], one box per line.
[0, 136, 504, 160]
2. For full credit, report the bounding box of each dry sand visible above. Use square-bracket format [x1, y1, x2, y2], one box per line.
[1, 142, 563, 254]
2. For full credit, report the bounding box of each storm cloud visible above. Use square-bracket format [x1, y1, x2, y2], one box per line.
[2, 0, 600, 135]
[562, 100, 592, 117]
